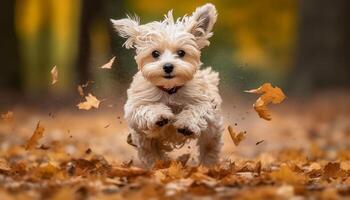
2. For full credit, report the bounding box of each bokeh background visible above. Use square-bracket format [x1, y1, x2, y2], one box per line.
[1, 0, 349, 102]
[0, 0, 349, 161]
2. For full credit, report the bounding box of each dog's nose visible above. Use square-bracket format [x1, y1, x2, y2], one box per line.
[163, 63, 174, 74]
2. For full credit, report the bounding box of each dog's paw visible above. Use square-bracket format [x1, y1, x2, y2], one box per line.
[174, 117, 201, 136]
[177, 128, 194, 136]
[147, 110, 174, 131]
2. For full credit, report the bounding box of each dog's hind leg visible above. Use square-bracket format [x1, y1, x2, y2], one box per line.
[133, 131, 168, 168]
[197, 115, 224, 166]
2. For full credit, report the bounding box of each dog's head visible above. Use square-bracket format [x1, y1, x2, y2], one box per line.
[111, 4, 217, 89]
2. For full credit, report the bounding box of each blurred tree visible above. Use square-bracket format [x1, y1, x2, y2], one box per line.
[0, 0, 21, 90]
[15, 0, 80, 96]
[77, 0, 107, 83]
[291, 0, 350, 93]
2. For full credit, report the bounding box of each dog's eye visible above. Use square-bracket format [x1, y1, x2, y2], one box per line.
[177, 50, 186, 58]
[152, 50, 160, 58]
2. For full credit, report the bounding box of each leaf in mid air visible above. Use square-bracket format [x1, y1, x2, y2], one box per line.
[228, 125, 246, 146]
[26, 121, 45, 150]
[245, 83, 286, 120]
[100, 56, 116, 69]
[77, 93, 101, 110]
[51, 66, 58, 85]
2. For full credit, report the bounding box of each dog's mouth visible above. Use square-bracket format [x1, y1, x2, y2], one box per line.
[163, 75, 175, 79]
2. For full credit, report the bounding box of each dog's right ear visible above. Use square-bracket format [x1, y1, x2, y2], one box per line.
[110, 16, 140, 49]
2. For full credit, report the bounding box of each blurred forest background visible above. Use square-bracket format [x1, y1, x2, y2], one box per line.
[0, 0, 349, 104]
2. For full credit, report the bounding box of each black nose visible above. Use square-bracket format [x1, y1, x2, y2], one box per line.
[163, 63, 174, 73]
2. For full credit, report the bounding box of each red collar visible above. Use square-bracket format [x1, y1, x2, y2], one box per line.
[157, 85, 183, 95]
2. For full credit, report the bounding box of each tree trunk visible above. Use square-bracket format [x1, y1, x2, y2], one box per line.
[0, 0, 21, 90]
[290, 0, 350, 93]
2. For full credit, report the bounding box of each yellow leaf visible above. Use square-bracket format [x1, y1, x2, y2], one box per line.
[50, 65, 58, 85]
[25, 121, 45, 150]
[100, 56, 116, 69]
[77, 93, 101, 110]
[245, 83, 286, 120]
[228, 125, 246, 146]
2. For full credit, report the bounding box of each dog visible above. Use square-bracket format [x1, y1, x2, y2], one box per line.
[111, 3, 224, 167]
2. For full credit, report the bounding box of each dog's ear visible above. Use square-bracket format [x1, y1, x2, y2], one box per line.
[110, 16, 140, 49]
[186, 4, 217, 48]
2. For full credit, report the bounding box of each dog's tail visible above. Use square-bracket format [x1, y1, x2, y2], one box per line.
[200, 67, 220, 87]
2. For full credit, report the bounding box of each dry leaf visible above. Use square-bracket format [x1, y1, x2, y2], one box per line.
[0, 158, 11, 172]
[33, 163, 60, 179]
[167, 161, 185, 180]
[25, 121, 45, 150]
[77, 85, 84, 96]
[228, 125, 246, 146]
[100, 56, 116, 69]
[245, 83, 286, 120]
[1, 111, 13, 122]
[323, 162, 341, 179]
[270, 164, 307, 185]
[77, 93, 101, 110]
[108, 165, 148, 177]
[51, 66, 58, 85]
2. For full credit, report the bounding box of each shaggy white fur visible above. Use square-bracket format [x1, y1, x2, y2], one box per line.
[111, 3, 224, 167]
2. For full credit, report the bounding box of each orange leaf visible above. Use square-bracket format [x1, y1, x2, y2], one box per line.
[50, 66, 58, 85]
[25, 121, 45, 150]
[77, 93, 101, 110]
[108, 165, 149, 177]
[245, 83, 286, 120]
[100, 56, 116, 69]
[1, 111, 13, 122]
[228, 125, 246, 146]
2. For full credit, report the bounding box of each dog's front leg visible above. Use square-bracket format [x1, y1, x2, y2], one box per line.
[174, 103, 223, 166]
[125, 103, 174, 135]
[173, 103, 213, 136]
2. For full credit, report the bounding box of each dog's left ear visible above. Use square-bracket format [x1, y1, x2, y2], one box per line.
[187, 3, 217, 48]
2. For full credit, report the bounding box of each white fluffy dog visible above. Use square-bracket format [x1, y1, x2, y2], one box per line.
[111, 3, 224, 167]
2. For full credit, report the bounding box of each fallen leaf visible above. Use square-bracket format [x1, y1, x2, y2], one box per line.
[77, 93, 101, 110]
[276, 185, 295, 199]
[25, 121, 45, 150]
[228, 125, 246, 146]
[323, 162, 341, 179]
[340, 162, 350, 171]
[0, 158, 11, 172]
[245, 83, 286, 120]
[167, 161, 185, 180]
[270, 164, 307, 185]
[1, 111, 13, 122]
[33, 163, 60, 179]
[100, 56, 116, 69]
[51, 66, 58, 85]
[77, 85, 84, 96]
[108, 165, 149, 177]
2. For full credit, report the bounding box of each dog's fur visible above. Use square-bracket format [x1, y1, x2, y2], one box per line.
[111, 4, 224, 167]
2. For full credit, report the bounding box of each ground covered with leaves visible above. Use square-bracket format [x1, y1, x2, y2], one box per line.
[0, 92, 349, 200]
